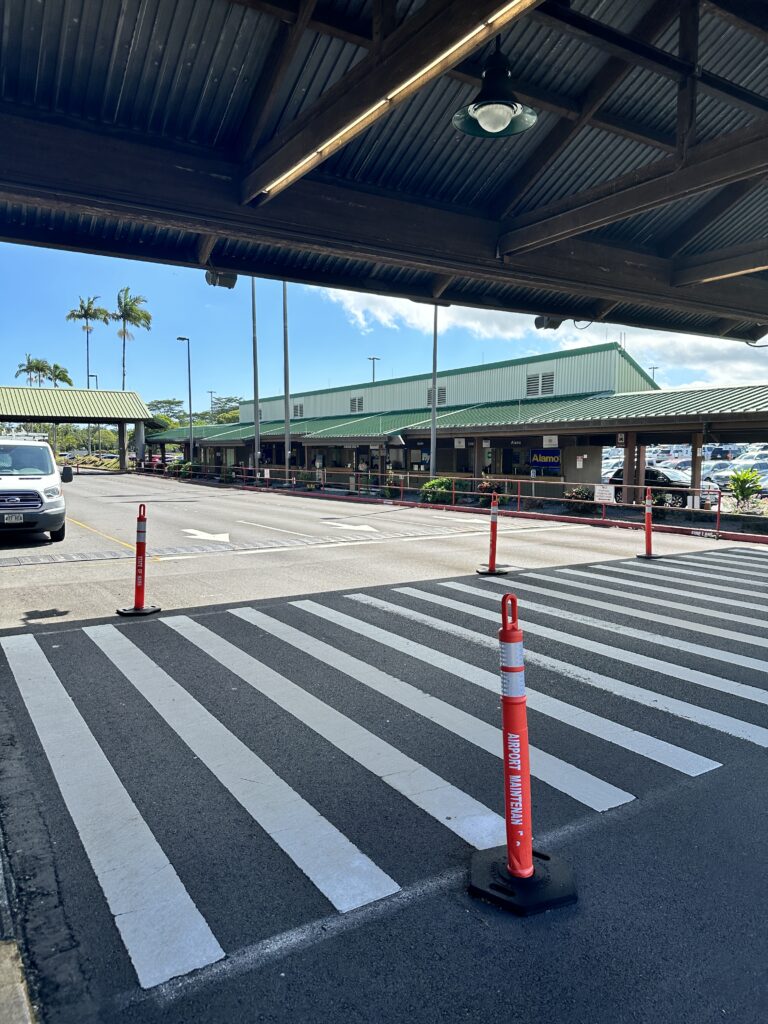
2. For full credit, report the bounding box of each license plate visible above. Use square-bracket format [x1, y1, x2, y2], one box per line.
[3, 514, 23, 524]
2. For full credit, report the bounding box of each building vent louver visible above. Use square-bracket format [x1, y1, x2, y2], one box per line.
[293, 403, 304, 418]
[427, 386, 447, 406]
[350, 397, 364, 412]
[526, 373, 540, 397]
[541, 371, 555, 395]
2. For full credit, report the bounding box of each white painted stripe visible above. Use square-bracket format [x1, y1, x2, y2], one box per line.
[397, 587, 768, 708]
[0, 634, 224, 989]
[516, 571, 768, 650]
[84, 625, 398, 914]
[345, 594, 768, 748]
[554, 567, 768, 629]
[624, 560, 768, 589]
[589, 565, 768, 612]
[231, 606, 635, 808]
[299, 601, 718, 776]
[676, 553, 768, 576]
[672, 556, 768, 582]
[161, 616, 506, 850]
[468, 578, 768, 675]
[237, 521, 315, 538]
[690, 552, 768, 568]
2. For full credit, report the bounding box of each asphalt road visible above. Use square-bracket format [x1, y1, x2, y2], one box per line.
[0, 543, 766, 1023]
[0, 470, 730, 630]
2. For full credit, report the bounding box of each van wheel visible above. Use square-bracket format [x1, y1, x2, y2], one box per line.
[50, 523, 66, 543]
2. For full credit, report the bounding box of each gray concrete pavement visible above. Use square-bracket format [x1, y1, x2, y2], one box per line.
[0, 472, 743, 630]
[0, 546, 766, 1023]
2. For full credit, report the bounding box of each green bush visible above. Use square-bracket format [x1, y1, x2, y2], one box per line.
[729, 468, 763, 513]
[564, 485, 594, 515]
[419, 477, 472, 504]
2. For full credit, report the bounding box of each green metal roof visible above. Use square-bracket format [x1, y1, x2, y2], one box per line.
[250, 342, 658, 403]
[146, 423, 235, 442]
[151, 384, 768, 446]
[519, 385, 768, 425]
[0, 386, 153, 423]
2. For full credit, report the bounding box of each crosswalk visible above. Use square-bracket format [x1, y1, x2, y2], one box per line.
[1, 545, 767, 994]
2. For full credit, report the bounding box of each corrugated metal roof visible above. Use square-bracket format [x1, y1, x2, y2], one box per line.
[0, 387, 151, 422]
[521, 385, 768, 425]
[175, 381, 768, 444]
[145, 423, 229, 441]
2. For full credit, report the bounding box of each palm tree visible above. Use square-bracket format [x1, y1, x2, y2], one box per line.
[30, 358, 52, 387]
[48, 364, 74, 387]
[66, 296, 110, 387]
[15, 353, 36, 386]
[112, 287, 152, 390]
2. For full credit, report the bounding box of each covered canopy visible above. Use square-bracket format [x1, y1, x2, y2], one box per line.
[1, 1, 767, 340]
[0, 387, 156, 425]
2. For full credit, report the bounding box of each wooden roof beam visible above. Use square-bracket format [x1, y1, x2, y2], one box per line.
[492, 0, 677, 219]
[240, 0, 542, 204]
[656, 178, 764, 258]
[498, 118, 768, 255]
[237, 1, 318, 159]
[533, 1, 768, 116]
[4, 111, 768, 325]
[671, 240, 768, 285]
[676, 0, 700, 161]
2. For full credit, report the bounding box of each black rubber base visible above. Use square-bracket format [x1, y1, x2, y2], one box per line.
[635, 553, 661, 559]
[116, 605, 162, 617]
[469, 847, 577, 916]
[476, 566, 510, 576]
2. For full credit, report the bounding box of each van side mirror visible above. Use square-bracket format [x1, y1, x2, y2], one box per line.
[61, 466, 74, 483]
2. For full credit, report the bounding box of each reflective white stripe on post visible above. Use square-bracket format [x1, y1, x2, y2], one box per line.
[500, 641, 524, 669]
[501, 670, 526, 698]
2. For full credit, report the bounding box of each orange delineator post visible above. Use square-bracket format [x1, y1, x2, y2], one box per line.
[468, 593, 577, 916]
[476, 492, 509, 576]
[117, 503, 161, 617]
[636, 486, 659, 560]
[499, 594, 533, 879]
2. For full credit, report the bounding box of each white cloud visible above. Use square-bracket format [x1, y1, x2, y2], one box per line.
[320, 287, 768, 389]
[321, 288, 533, 341]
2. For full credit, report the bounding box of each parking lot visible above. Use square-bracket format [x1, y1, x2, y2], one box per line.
[0, 470, 732, 631]
[1, 533, 767, 1023]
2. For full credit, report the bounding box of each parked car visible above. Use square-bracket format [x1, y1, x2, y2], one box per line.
[609, 465, 691, 506]
[0, 435, 73, 542]
[712, 459, 768, 489]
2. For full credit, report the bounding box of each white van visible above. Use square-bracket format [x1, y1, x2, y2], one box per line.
[0, 435, 73, 543]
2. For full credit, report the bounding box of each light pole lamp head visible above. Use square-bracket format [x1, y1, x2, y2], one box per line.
[177, 336, 189, 342]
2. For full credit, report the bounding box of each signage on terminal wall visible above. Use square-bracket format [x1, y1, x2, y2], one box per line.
[542, 434, 558, 448]
[530, 449, 561, 472]
[454, 437, 466, 449]
[617, 433, 626, 446]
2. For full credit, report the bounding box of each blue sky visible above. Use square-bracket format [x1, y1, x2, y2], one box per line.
[2, 241, 766, 407]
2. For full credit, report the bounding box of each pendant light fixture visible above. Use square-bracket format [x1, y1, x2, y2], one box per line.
[452, 36, 537, 138]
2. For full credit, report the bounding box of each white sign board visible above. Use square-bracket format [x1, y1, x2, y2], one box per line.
[454, 437, 466, 449]
[543, 434, 558, 448]
[576, 456, 584, 469]
[482, 439, 491, 448]
[594, 483, 615, 503]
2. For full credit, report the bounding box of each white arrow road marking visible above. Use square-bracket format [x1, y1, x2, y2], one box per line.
[326, 522, 378, 532]
[181, 529, 230, 542]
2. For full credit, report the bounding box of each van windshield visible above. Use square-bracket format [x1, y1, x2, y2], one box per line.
[0, 444, 54, 476]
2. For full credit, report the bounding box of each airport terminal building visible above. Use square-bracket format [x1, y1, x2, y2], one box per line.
[146, 342, 768, 497]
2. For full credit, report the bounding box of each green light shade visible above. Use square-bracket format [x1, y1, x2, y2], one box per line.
[452, 38, 537, 139]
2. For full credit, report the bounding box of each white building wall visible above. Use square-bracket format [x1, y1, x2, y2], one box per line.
[239, 347, 645, 423]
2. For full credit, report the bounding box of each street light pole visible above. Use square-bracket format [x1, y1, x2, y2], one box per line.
[207, 390, 215, 414]
[251, 277, 260, 475]
[177, 337, 193, 464]
[368, 356, 380, 382]
[430, 306, 438, 478]
[282, 282, 291, 482]
[88, 375, 99, 452]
